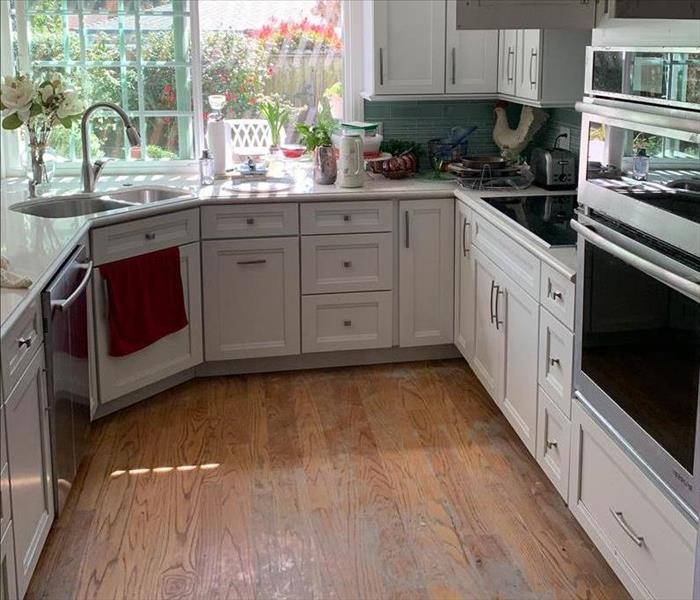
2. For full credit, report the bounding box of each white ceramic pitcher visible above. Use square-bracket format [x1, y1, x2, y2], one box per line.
[337, 131, 364, 188]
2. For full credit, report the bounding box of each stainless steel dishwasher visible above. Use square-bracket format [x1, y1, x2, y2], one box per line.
[41, 244, 93, 515]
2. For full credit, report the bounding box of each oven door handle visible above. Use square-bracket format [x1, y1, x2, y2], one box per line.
[571, 219, 700, 301]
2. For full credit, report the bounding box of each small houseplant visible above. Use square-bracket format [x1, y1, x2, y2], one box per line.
[257, 93, 297, 151]
[0, 72, 83, 192]
[295, 98, 337, 184]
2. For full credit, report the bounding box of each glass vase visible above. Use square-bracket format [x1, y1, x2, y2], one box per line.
[313, 145, 337, 185]
[27, 142, 53, 194]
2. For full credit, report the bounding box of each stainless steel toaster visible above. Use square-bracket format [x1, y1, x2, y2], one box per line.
[531, 147, 577, 190]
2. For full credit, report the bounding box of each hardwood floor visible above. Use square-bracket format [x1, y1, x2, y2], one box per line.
[27, 360, 629, 600]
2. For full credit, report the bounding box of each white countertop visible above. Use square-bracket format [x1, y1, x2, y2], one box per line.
[0, 169, 577, 334]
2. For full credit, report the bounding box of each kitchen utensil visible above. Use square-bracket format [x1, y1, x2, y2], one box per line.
[461, 155, 506, 170]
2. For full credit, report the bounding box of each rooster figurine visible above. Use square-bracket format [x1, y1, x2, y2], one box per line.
[492, 100, 548, 161]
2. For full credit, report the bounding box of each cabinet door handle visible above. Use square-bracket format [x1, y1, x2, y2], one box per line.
[462, 218, 469, 257]
[489, 280, 496, 324]
[379, 48, 384, 86]
[237, 259, 267, 265]
[529, 48, 538, 87]
[246, 217, 255, 225]
[17, 335, 33, 349]
[550, 357, 561, 367]
[451, 47, 456, 85]
[550, 290, 563, 300]
[507, 47, 514, 82]
[145, 232, 156, 240]
[342, 260, 352, 268]
[404, 210, 410, 249]
[546, 440, 558, 449]
[610, 510, 644, 547]
[343, 319, 352, 327]
[343, 214, 352, 222]
[495, 286, 504, 330]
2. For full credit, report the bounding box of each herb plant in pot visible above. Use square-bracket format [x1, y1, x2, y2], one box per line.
[295, 101, 337, 185]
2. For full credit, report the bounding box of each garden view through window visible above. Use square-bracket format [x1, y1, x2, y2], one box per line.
[10, 0, 343, 166]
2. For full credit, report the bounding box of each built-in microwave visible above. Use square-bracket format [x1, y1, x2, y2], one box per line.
[585, 47, 700, 111]
[574, 97, 700, 520]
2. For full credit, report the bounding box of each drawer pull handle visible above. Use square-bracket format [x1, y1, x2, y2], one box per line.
[145, 232, 156, 240]
[546, 440, 558, 449]
[343, 215, 352, 222]
[17, 335, 33, 349]
[550, 357, 561, 367]
[550, 290, 563, 300]
[343, 320, 352, 327]
[237, 259, 267, 265]
[246, 218, 255, 225]
[610, 509, 644, 547]
[342, 260, 352, 268]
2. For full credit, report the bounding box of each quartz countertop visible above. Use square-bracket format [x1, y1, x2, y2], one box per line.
[1, 169, 576, 334]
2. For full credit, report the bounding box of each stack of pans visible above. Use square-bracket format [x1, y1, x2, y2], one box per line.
[447, 155, 520, 178]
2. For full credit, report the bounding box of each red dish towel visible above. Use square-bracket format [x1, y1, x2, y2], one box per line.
[100, 246, 188, 357]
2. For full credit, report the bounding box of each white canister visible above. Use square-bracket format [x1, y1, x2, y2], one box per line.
[337, 132, 364, 188]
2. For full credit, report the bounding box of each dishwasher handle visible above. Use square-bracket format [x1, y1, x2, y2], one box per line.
[51, 261, 94, 311]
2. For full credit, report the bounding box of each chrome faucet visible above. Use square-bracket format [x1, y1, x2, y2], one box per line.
[80, 102, 141, 194]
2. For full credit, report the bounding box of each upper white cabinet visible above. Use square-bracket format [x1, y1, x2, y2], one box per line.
[446, 1, 498, 94]
[203, 237, 300, 361]
[456, 0, 596, 29]
[498, 29, 591, 106]
[454, 201, 474, 361]
[5, 350, 53, 598]
[364, 0, 498, 96]
[399, 199, 454, 347]
[365, 0, 446, 95]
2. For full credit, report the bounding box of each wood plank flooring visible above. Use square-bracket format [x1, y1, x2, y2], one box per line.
[26, 360, 629, 600]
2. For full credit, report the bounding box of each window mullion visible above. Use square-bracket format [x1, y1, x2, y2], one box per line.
[173, 0, 190, 160]
[134, 1, 146, 161]
[118, 3, 129, 160]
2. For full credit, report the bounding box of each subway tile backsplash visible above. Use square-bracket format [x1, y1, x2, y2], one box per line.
[363, 100, 582, 159]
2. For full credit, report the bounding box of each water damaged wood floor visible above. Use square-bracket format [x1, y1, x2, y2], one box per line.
[27, 360, 628, 600]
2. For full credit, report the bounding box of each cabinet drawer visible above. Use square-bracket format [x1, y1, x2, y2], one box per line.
[540, 263, 575, 329]
[1, 298, 43, 399]
[301, 201, 392, 234]
[472, 213, 540, 299]
[0, 406, 9, 539]
[201, 203, 298, 239]
[536, 386, 570, 501]
[301, 233, 392, 294]
[571, 401, 696, 600]
[302, 291, 392, 353]
[538, 306, 573, 418]
[91, 208, 199, 265]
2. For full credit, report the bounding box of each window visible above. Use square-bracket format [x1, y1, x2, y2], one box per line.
[9, 0, 195, 167]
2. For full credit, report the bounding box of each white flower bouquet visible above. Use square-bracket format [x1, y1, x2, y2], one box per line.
[0, 72, 84, 189]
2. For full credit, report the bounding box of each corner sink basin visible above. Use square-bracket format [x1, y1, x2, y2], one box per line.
[102, 186, 194, 204]
[10, 195, 135, 218]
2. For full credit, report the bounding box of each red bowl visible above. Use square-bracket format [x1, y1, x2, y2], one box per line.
[281, 145, 305, 158]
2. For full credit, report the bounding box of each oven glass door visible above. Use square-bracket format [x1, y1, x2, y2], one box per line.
[579, 219, 699, 495]
[590, 49, 700, 109]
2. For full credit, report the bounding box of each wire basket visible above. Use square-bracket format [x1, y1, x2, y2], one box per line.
[456, 163, 535, 191]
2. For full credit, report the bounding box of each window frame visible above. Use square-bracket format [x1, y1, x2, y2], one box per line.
[1, 0, 356, 178]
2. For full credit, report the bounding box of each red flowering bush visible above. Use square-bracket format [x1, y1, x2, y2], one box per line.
[252, 18, 341, 53]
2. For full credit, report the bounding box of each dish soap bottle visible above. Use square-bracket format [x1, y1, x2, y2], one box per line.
[633, 148, 649, 181]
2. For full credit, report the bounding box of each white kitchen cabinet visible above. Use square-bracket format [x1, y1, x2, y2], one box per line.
[446, 1, 498, 94]
[497, 29, 590, 106]
[453, 201, 474, 361]
[497, 30, 517, 96]
[455, 0, 596, 30]
[93, 242, 203, 404]
[399, 199, 454, 347]
[498, 268, 539, 455]
[470, 247, 503, 400]
[1, 524, 18, 600]
[203, 237, 300, 361]
[363, 0, 446, 95]
[5, 349, 53, 598]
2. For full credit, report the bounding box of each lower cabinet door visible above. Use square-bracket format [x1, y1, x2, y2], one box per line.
[203, 237, 300, 360]
[302, 291, 393, 353]
[470, 247, 504, 401]
[399, 199, 454, 347]
[454, 202, 474, 361]
[536, 386, 571, 501]
[1, 524, 18, 600]
[5, 350, 53, 598]
[498, 269, 539, 456]
[93, 242, 203, 404]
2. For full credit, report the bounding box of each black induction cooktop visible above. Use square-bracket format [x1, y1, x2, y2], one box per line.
[481, 194, 578, 247]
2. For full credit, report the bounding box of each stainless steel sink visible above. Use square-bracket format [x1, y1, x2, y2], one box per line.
[10, 186, 195, 218]
[102, 186, 193, 204]
[10, 195, 134, 218]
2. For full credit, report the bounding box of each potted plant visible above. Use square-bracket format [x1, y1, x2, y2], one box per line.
[257, 93, 297, 152]
[295, 99, 337, 184]
[0, 72, 83, 195]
